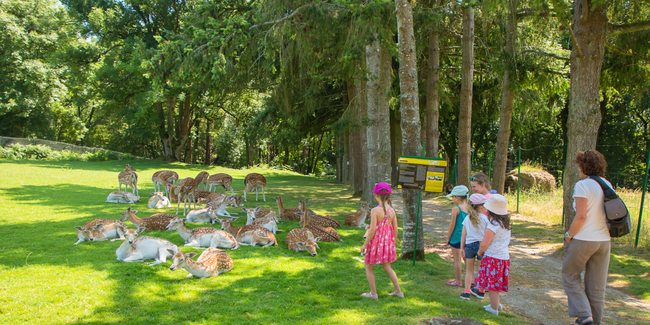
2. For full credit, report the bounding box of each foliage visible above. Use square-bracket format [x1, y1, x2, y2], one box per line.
[0, 143, 137, 161]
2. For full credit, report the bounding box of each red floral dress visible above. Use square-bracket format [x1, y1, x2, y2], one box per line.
[365, 206, 397, 265]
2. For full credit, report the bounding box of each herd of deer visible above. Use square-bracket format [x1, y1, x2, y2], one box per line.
[76, 164, 374, 279]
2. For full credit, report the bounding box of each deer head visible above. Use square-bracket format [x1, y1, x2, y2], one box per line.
[169, 250, 198, 271]
[120, 207, 138, 222]
[75, 223, 103, 241]
[166, 217, 185, 231]
[124, 227, 145, 244]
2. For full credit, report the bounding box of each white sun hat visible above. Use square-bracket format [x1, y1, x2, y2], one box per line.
[484, 194, 508, 215]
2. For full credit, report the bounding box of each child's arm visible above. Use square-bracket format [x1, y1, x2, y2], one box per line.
[478, 229, 495, 258]
[447, 207, 459, 244]
[460, 226, 467, 259]
[391, 209, 398, 243]
[360, 208, 378, 253]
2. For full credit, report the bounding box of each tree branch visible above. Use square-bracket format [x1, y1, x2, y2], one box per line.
[605, 43, 650, 64]
[520, 49, 569, 61]
[608, 20, 650, 36]
[249, 4, 312, 30]
[566, 23, 583, 58]
[529, 65, 570, 77]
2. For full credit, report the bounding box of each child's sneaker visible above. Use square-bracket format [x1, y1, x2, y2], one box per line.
[484, 305, 499, 316]
[471, 287, 485, 299]
[460, 292, 471, 300]
[484, 304, 503, 311]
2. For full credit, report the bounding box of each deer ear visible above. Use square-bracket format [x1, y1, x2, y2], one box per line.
[230, 217, 238, 222]
[241, 207, 247, 212]
[255, 207, 261, 212]
[167, 249, 175, 255]
[137, 227, 146, 233]
[150, 193, 155, 196]
[314, 237, 321, 242]
[297, 242, 305, 246]
[94, 223, 104, 230]
[127, 207, 131, 211]
[306, 199, 311, 204]
[132, 210, 138, 214]
[75, 226, 84, 231]
[187, 252, 198, 258]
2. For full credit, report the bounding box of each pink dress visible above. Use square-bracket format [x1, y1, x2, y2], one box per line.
[365, 206, 397, 265]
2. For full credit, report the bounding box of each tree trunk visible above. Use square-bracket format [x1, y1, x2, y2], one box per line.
[365, 35, 381, 205]
[156, 101, 173, 161]
[425, 2, 441, 158]
[205, 119, 212, 165]
[165, 97, 176, 161]
[563, 0, 607, 230]
[358, 72, 369, 199]
[396, 0, 424, 261]
[378, 44, 393, 184]
[348, 78, 364, 197]
[457, 2, 475, 189]
[493, 0, 518, 194]
[390, 105, 402, 186]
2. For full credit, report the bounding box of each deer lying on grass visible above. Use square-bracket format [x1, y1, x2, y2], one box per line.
[285, 228, 321, 256]
[106, 191, 140, 204]
[194, 189, 215, 203]
[218, 217, 277, 247]
[148, 192, 172, 209]
[298, 200, 340, 229]
[118, 164, 138, 196]
[241, 207, 279, 234]
[344, 202, 371, 227]
[186, 207, 217, 224]
[208, 173, 234, 195]
[275, 196, 302, 221]
[206, 195, 238, 218]
[244, 173, 266, 202]
[74, 219, 128, 245]
[120, 207, 175, 231]
[152, 170, 178, 193]
[297, 200, 341, 242]
[116, 228, 179, 265]
[169, 247, 233, 279]
[166, 217, 239, 249]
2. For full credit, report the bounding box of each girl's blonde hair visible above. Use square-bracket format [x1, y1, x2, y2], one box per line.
[456, 195, 479, 227]
[376, 192, 392, 219]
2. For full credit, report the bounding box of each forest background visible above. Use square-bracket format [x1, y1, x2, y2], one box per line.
[1, 0, 649, 257]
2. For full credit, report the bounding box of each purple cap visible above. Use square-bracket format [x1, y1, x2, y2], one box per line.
[373, 182, 392, 194]
[469, 194, 488, 205]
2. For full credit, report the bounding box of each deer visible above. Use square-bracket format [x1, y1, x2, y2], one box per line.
[243, 173, 266, 202]
[194, 189, 215, 203]
[205, 195, 238, 218]
[217, 217, 277, 247]
[166, 217, 239, 249]
[186, 207, 217, 224]
[241, 207, 279, 234]
[169, 247, 233, 279]
[115, 228, 179, 265]
[275, 196, 302, 221]
[194, 171, 210, 190]
[285, 228, 321, 256]
[298, 200, 340, 229]
[344, 202, 371, 227]
[148, 192, 172, 209]
[177, 177, 199, 216]
[118, 164, 138, 196]
[297, 200, 341, 242]
[106, 191, 140, 204]
[208, 173, 234, 195]
[74, 219, 128, 245]
[152, 170, 178, 193]
[119, 207, 175, 231]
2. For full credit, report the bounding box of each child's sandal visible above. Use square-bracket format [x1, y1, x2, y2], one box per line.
[360, 292, 378, 299]
[445, 280, 463, 287]
[389, 292, 404, 298]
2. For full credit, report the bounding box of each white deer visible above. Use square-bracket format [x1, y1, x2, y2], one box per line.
[106, 191, 140, 204]
[115, 228, 179, 265]
[206, 195, 238, 218]
[148, 192, 172, 209]
[169, 247, 233, 279]
[166, 217, 239, 249]
[186, 207, 217, 224]
[74, 219, 128, 245]
[241, 207, 279, 234]
[218, 217, 277, 247]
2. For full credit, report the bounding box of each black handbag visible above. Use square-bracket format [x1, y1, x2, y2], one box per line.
[589, 176, 631, 237]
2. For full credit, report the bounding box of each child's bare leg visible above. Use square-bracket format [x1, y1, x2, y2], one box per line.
[382, 263, 402, 294]
[464, 258, 475, 292]
[489, 291, 500, 310]
[452, 248, 462, 283]
[365, 264, 377, 295]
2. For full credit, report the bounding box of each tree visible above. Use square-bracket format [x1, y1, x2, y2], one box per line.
[457, 0, 475, 188]
[424, 0, 442, 159]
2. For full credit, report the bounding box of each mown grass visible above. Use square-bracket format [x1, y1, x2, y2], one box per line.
[0, 160, 529, 325]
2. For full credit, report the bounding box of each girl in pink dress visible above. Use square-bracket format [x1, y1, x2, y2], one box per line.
[360, 182, 403, 299]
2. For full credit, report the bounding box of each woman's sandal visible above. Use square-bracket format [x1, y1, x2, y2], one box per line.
[445, 280, 463, 287]
[572, 317, 593, 325]
[389, 292, 404, 298]
[361, 292, 378, 299]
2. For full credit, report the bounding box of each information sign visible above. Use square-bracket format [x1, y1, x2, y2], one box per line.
[397, 156, 447, 193]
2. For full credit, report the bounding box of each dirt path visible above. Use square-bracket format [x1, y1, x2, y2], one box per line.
[390, 191, 650, 325]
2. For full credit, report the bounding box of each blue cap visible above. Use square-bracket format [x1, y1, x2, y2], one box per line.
[446, 185, 469, 197]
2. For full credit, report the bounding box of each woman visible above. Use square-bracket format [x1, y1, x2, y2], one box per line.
[562, 150, 611, 325]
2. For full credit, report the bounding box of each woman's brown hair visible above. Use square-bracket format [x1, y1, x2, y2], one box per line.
[576, 150, 607, 177]
[470, 172, 491, 191]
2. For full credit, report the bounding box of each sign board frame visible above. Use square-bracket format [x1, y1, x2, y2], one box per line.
[397, 156, 447, 193]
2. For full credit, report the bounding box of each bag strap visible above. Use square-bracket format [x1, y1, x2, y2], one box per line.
[588, 175, 618, 200]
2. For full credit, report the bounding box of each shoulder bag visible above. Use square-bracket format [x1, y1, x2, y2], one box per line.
[588, 175, 631, 237]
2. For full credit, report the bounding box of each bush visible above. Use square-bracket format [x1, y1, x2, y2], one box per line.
[0, 143, 136, 162]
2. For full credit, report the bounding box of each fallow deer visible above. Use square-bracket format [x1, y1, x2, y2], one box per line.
[285, 228, 321, 256]
[106, 191, 140, 204]
[118, 164, 138, 196]
[119, 207, 175, 231]
[169, 247, 233, 279]
[177, 177, 198, 216]
[205, 195, 238, 218]
[166, 217, 238, 249]
[208, 173, 235, 195]
[218, 217, 277, 247]
[197, 192, 225, 204]
[241, 207, 279, 234]
[275, 196, 302, 221]
[148, 192, 172, 209]
[243, 173, 266, 202]
[225, 195, 244, 207]
[74, 219, 128, 245]
[195, 171, 210, 190]
[344, 202, 371, 227]
[297, 200, 341, 242]
[115, 228, 179, 265]
[195, 189, 216, 203]
[186, 207, 216, 224]
[152, 170, 178, 193]
[298, 200, 340, 229]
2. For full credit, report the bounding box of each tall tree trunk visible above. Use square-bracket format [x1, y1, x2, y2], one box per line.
[493, 0, 518, 194]
[156, 102, 173, 161]
[457, 2, 475, 189]
[396, 0, 424, 261]
[205, 119, 211, 165]
[378, 45, 393, 184]
[349, 78, 364, 197]
[390, 105, 402, 186]
[365, 35, 381, 205]
[563, 0, 607, 230]
[425, 1, 441, 158]
[343, 129, 350, 184]
[359, 72, 369, 198]
[165, 97, 176, 161]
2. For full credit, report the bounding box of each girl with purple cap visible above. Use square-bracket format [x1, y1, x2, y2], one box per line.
[359, 182, 403, 299]
[459, 193, 489, 300]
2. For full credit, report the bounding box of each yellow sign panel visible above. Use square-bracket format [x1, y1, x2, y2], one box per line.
[397, 157, 447, 193]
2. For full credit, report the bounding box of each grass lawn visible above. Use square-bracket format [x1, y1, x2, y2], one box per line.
[0, 159, 529, 325]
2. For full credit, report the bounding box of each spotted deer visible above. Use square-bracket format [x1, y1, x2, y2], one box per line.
[197, 192, 225, 204]
[177, 177, 198, 216]
[218, 217, 277, 247]
[152, 170, 178, 193]
[344, 202, 371, 227]
[285, 228, 321, 256]
[241, 207, 279, 234]
[186, 207, 217, 224]
[169, 247, 233, 279]
[298, 200, 341, 242]
[115, 228, 179, 265]
[194, 171, 210, 190]
[208, 173, 234, 195]
[275, 196, 302, 221]
[298, 200, 340, 229]
[148, 192, 172, 209]
[74, 219, 128, 245]
[206, 195, 238, 218]
[118, 164, 138, 196]
[243, 173, 266, 202]
[194, 189, 215, 203]
[106, 191, 140, 204]
[166, 217, 239, 249]
[119, 207, 175, 231]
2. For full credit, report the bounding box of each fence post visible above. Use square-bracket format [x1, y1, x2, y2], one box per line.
[517, 147, 521, 214]
[635, 141, 650, 248]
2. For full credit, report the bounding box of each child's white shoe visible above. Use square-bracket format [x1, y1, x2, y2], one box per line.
[484, 305, 499, 316]
[483, 303, 503, 311]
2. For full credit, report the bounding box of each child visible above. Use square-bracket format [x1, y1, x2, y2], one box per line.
[459, 193, 489, 300]
[470, 173, 498, 197]
[445, 185, 470, 287]
[360, 182, 403, 299]
[475, 194, 511, 316]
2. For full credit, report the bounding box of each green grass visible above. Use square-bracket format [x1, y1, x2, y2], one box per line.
[0, 160, 528, 325]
